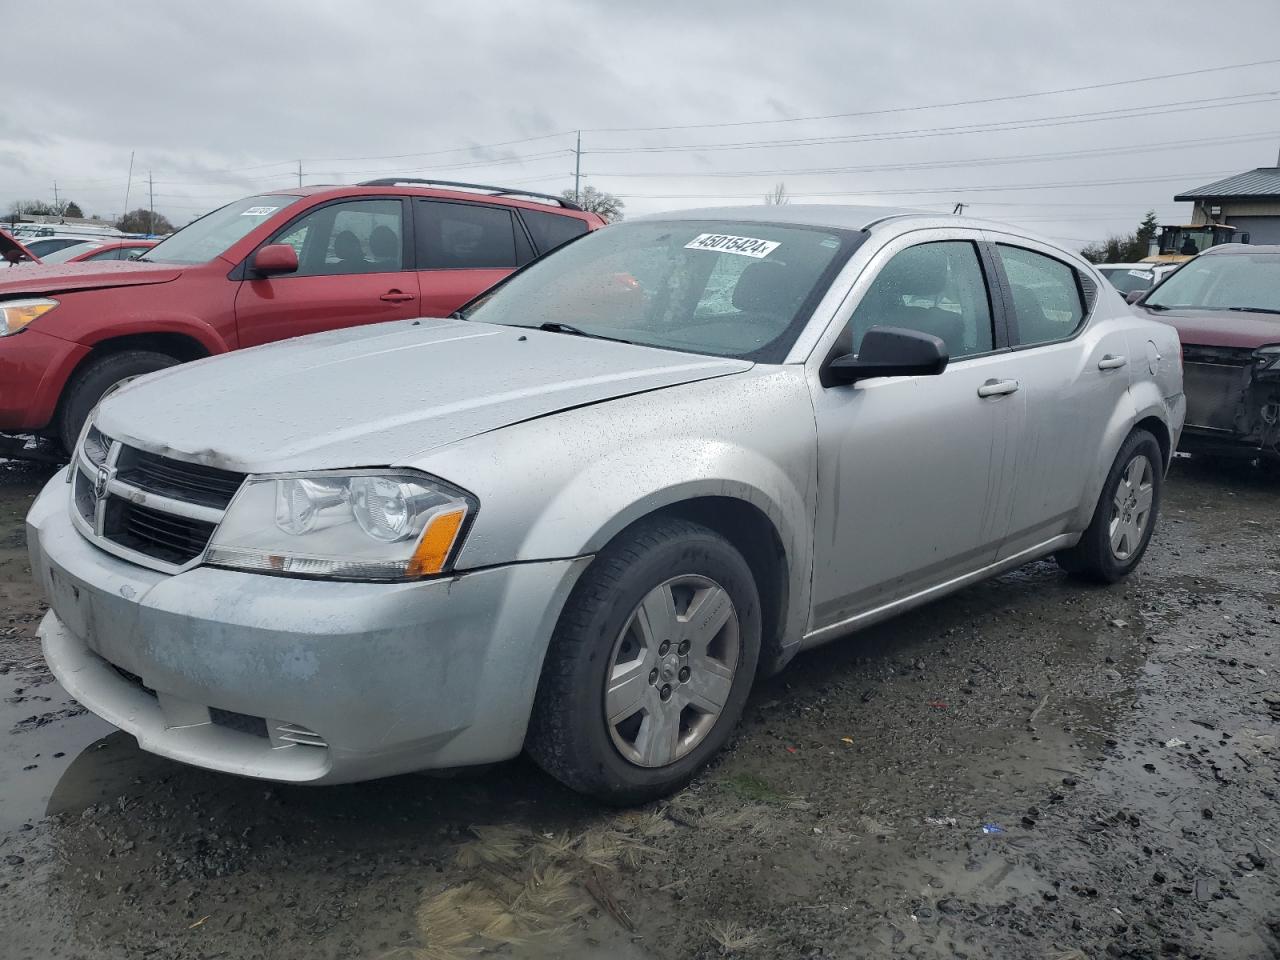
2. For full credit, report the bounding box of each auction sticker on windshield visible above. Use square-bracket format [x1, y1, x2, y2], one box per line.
[685, 233, 780, 258]
[240, 206, 279, 217]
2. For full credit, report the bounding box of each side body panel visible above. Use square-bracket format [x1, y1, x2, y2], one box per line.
[801, 226, 1023, 633]
[411, 366, 819, 661]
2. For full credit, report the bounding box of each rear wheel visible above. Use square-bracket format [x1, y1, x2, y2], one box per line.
[57, 350, 179, 453]
[1056, 429, 1163, 583]
[526, 517, 760, 804]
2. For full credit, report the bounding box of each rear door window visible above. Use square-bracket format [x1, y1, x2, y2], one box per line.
[997, 245, 1086, 346]
[415, 200, 518, 269]
[520, 209, 589, 255]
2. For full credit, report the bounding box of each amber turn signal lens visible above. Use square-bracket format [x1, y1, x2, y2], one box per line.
[406, 508, 468, 577]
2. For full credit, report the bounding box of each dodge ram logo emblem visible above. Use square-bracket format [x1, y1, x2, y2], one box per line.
[94, 467, 110, 502]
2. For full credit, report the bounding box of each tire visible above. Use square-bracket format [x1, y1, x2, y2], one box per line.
[57, 350, 179, 453]
[1055, 429, 1163, 583]
[526, 517, 761, 805]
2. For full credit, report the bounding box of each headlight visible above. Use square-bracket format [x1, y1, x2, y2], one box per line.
[205, 471, 475, 580]
[0, 297, 58, 336]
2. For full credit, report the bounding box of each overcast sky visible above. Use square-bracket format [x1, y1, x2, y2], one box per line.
[5, 0, 1280, 248]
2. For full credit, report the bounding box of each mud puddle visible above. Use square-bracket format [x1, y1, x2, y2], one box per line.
[1, 458, 1277, 959]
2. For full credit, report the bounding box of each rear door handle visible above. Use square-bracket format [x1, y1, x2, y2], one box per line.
[1098, 354, 1128, 370]
[977, 378, 1020, 398]
[380, 290, 415, 303]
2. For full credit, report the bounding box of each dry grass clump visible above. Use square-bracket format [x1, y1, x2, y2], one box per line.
[408, 817, 664, 959]
[706, 918, 763, 954]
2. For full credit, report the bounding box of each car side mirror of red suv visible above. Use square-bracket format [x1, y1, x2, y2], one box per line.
[251, 244, 299, 276]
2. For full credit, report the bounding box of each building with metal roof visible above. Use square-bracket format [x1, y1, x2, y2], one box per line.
[1174, 156, 1280, 244]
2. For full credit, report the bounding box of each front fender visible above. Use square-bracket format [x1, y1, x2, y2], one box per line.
[414, 368, 818, 652]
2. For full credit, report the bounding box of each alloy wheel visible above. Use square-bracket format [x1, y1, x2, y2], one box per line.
[1109, 453, 1154, 560]
[604, 575, 740, 768]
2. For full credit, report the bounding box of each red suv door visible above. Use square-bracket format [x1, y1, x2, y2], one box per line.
[412, 199, 538, 317]
[235, 197, 421, 347]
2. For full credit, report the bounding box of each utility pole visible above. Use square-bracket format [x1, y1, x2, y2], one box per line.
[298, 160, 303, 188]
[123, 151, 135, 218]
[148, 170, 155, 235]
[53, 181, 60, 216]
[952, 202, 966, 215]
[573, 131, 582, 204]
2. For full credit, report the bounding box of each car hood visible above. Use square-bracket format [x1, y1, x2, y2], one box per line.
[1136, 305, 1280, 349]
[96, 317, 753, 474]
[0, 259, 183, 295]
[1, 229, 40, 265]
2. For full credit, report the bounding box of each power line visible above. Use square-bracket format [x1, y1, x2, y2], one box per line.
[581, 56, 1280, 134]
[608, 169, 1237, 200]
[585, 131, 1280, 179]
[587, 92, 1280, 154]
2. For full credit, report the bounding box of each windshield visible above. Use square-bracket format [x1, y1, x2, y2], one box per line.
[464, 219, 859, 361]
[1144, 253, 1280, 313]
[1098, 266, 1155, 295]
[38, 242, 100, 264]
[141, 194, 301, 264]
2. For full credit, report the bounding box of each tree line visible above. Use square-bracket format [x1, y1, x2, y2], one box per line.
[4, 198, 174, 234]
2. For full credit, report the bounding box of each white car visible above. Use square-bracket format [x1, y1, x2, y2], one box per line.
[1096, 262, 1179, 297]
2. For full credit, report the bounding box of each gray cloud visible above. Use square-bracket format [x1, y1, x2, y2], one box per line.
[5, 0, 1279, 245]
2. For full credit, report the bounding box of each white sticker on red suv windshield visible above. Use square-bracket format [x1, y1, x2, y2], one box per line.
[684, 233, 780, 258]
[241, 206, 279, 217]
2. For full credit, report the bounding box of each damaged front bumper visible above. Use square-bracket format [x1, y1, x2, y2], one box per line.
[1179, 344, 1280, 460]
[26, 469, 589, 784]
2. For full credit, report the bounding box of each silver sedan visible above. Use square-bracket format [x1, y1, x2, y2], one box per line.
[27, 205, 1185, 802]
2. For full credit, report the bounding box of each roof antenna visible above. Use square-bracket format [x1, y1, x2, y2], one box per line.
[952, 202, 966, 215]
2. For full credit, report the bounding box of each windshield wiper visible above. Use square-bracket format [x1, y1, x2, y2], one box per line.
[1142, 302, 1171, 311]
[134, 255, 153, 262]
[534, 321, 634, 345]
[1228, 306, 1280, 316]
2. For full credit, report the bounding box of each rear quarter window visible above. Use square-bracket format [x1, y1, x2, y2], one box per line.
[520, 209, 589, 255]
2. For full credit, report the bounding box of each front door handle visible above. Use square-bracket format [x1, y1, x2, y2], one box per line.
[380, 290, 415, 303]
[1098, 354, 1128, 370]
[977, 378, 1020, 398]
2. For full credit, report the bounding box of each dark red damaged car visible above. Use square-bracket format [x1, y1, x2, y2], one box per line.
[1132, 244, 1280, 462]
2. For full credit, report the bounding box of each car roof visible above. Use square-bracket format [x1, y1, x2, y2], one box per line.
[254, 183, 595, 218]
[629, 204, 924, 231]
[1197, 243, 1280, 256]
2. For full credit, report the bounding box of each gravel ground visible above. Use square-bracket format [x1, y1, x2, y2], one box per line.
[0, 456, 1276, 959]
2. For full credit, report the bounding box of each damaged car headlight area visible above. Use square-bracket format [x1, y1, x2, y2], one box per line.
[1253, 344, 1280, 375]
[205, 471, 476, 581]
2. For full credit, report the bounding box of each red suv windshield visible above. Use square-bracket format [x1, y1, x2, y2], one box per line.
[141, 194, 302, 265]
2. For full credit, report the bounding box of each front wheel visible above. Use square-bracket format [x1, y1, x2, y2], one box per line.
[526, 517, 760, 804]
[1056, 429, 1163, 583]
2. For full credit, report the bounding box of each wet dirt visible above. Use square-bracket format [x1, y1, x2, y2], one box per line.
[0, 456, 1276, 959]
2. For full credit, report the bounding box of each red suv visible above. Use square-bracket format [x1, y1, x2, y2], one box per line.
[0, 179, 604, 451]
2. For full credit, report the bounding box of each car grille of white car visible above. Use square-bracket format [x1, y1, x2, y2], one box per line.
[71, 426, 246, 573]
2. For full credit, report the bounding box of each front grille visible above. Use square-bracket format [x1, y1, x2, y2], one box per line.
[73, 434, 245, 570]
[1182, 346, 1252, 432]
[103, 499, 217, 565]
[115, 446, 245, 509]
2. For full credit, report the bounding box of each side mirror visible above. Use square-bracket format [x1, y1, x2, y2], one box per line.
[251, 243, 298, 276]
[823, 326, 949, 386]
[1124, 289, 1145, 305]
